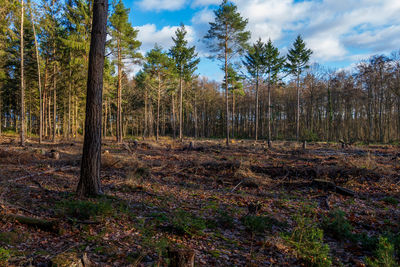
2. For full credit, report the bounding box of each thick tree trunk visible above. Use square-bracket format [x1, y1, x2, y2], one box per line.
[77, 0, 108, 197]
[20, 0, 25, 146]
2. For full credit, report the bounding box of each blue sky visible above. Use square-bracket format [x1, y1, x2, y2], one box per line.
[122, 0, 400, 81]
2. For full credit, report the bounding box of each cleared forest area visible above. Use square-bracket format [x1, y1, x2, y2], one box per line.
[0, 134, 399, 266]
[1, 0, 400, 266]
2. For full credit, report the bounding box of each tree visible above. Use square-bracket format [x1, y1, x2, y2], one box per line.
[20, 0, 25, 146]
[144, 45, 174, 141]
[77, 0, 108, 197]
[204, 0, 250, 145]
[286, 35, 312, 141]
[28, 0, 43, 144]
[63, 0, 93, 139]
[263, 39, 285, 146]
[223, 64, 243, 138]
[109, 0, 141, 143]
[169, 24, 199, 141]
[243, 38, 265, 141]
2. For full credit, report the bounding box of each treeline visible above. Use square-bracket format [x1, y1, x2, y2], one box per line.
[0, 0, 399, 144]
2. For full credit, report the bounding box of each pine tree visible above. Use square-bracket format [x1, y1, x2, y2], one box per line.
[169, 24, 199, 141]
[243, 38, 265, 141]
[144, 45, 175, 141]
[109, 0, 141, 143]
[286, 35, 312, 141]
[204, 0, 250, 145]
[263, 39, 285, 146]
[224, 64, 243, 138]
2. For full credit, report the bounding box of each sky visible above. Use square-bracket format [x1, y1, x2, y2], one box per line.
[122, 0, 400, 81]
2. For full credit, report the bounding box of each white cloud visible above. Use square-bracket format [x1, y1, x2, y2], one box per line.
[231, 0, 400, 61]
[133, 0, 400, 77]
[136, 24, 195, 52]
[191, 0, 220, 8]
[136, 0, 186, 12]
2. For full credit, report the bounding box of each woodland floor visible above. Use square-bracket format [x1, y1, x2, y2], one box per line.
[0, 135, 399, 266]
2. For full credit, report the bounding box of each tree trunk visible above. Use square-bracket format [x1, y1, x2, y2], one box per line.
[77, 0, 108, 197]
[296, 72, 300, 141]
[53, 62, 56, 142]
[20, 0, 25, 146]
[172, 93, 176, 139]
[194, 91, 197, 138]
[104, 98, 107, 137]
[156, 72, 161, 141]
[255, 74, 259, 141]
[116, 40, 122, 143]
[268, 75, 272, 147]
[29, 2, 42, 144]
[179, 71, 183, 141]
[224, 27, 229, 146]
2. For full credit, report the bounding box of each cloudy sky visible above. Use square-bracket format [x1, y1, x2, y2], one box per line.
[123, 0, 400, 81]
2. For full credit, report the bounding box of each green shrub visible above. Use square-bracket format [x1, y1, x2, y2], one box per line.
[0, 232, 21, 245]
[0, 248, 11, 264]
[241, 215, 282, 234]
[171, 210, 206, 236]
[356, 233, 379, 251]
[303, 130, 319, 142]
[58, 199, 113, 220]
[284, 214, 331, 267]
[216, 209, 235, 229]
[321, 209, 353, 241]
[382, 197, 399, 205]
[366, 237, 397, 267]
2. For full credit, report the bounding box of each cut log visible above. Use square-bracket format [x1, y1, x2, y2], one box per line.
[312, 179, 336, 190]
[336, 186, 355, 197]
[2, 214, 59, 233]
[312, 179, 355, 197]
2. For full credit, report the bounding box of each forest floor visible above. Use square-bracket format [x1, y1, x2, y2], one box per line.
[0, 134, 399, 266]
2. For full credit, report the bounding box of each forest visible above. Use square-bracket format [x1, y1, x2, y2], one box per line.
[0, 0, 400, 266]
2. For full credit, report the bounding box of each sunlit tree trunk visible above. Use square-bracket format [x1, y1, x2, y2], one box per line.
[77, 0, 108, 197]
[20, 0, 25, 146]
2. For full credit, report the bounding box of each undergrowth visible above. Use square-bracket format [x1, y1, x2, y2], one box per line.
[283, 206, 332, 267]
[57, 199, 114, 220]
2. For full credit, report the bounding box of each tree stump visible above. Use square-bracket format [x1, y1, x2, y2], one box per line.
[168, 248, 195, 267]
[49, 149, 60, 160]
[302, 140, 307, 149]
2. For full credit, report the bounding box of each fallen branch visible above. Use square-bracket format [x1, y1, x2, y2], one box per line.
[8, 166, 77, 183]
[1, 213, 59, 233]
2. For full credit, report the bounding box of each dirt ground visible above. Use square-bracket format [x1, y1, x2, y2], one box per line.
[0, 134, 399, 266]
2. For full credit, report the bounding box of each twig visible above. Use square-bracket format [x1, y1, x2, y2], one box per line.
[231, 180, 243, 193]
